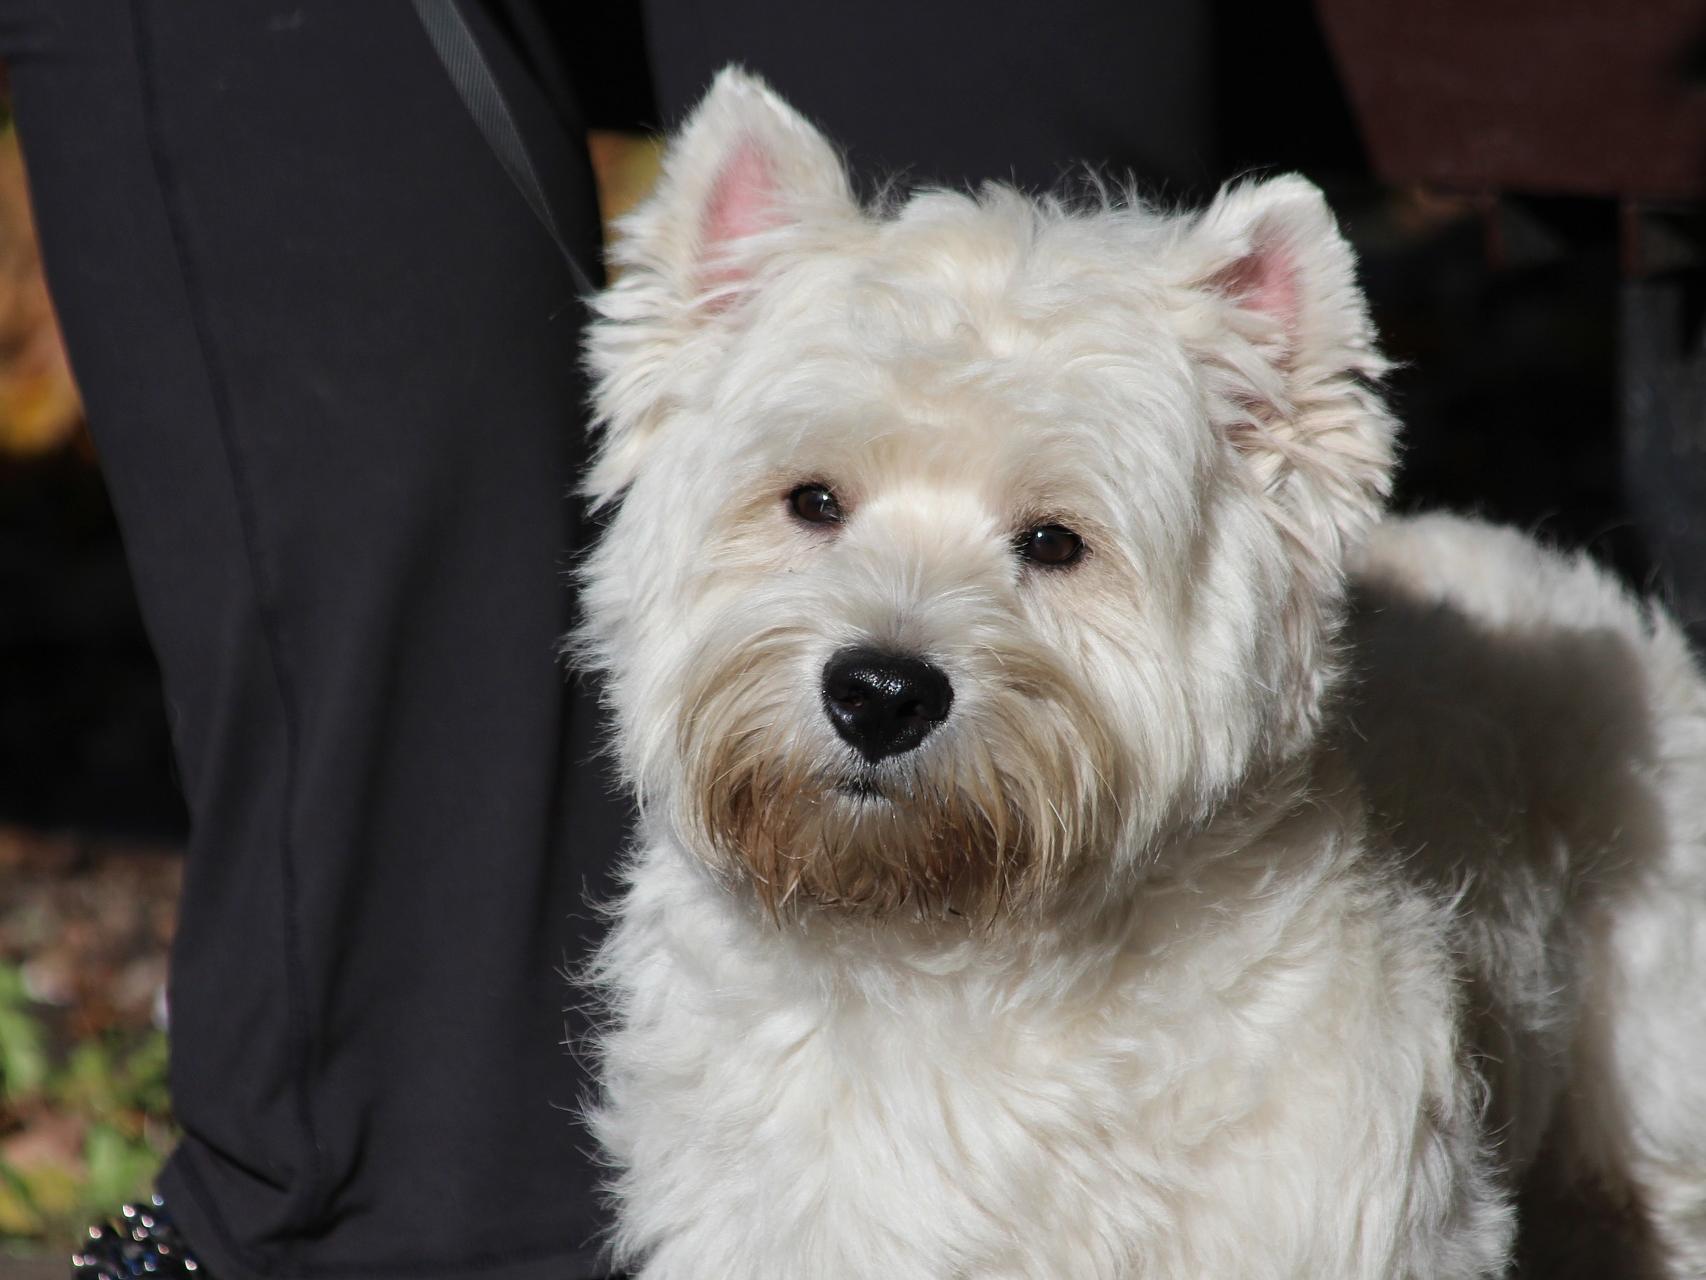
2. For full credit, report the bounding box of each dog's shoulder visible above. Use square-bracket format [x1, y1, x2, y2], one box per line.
[1334, 512, 1679, 872]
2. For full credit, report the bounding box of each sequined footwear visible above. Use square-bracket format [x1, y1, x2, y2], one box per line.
[71, 1196, 204, 1279]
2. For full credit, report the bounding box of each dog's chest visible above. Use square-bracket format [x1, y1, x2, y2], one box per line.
[597, 844, 1457, 1278]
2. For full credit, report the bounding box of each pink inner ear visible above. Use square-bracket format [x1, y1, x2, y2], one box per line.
[1215, 238, 1300, 332]
[698, 138, 782, 300]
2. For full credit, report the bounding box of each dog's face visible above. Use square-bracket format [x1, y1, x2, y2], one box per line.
[580, 70, 1395, 918]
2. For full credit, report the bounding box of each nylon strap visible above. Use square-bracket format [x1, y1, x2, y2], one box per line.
[413, 0, 599, 294]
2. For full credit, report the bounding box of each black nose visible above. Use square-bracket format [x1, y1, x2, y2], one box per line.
[821, 647, 953, 763]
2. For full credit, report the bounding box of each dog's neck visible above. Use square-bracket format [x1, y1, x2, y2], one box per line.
[691, 741, 1369, 1002]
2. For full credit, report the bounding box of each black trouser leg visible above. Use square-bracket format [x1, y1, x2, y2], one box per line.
[2, 4, 626, 1276]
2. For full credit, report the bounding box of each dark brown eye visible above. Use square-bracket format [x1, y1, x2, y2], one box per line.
[1017, 524, 1084, 567]
[788, 483, 843, 525]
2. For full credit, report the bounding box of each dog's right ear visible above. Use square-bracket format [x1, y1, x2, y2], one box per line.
[584, 67, 857, 505]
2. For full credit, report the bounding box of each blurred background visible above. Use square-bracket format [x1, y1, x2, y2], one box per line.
[0, 0, 1701, 1271]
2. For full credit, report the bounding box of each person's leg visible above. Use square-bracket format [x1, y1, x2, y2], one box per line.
[2, 4, 625, 1276]
[640, 0, 1216, 197]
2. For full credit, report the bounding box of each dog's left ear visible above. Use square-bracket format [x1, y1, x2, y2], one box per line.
[1173, 176, 1397, 745]
[1175, 175, 1395, 572]
[584, 67, 858, 504]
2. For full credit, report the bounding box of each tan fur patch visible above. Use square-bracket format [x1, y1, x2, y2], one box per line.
[675, 633, 1128, 921]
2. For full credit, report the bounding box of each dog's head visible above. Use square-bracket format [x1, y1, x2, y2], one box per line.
[578, 69, 1394, 919]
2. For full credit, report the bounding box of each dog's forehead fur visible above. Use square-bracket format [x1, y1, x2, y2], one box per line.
[670, 192, 1217, 568]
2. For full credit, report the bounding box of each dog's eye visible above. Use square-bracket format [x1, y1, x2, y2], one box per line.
[788, 483, 843, 526]
[1017, 524, 1084, 567]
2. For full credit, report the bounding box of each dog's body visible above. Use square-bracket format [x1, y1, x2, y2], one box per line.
[577, 70, 1706, 1278]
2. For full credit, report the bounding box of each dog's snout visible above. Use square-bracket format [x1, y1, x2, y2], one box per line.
[821, 647, 953, 763]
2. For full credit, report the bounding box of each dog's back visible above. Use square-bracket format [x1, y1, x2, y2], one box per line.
[1342, 511, 1706, 1276]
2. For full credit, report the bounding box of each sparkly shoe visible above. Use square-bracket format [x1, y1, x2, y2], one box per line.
[72, 1196, 204, 1279]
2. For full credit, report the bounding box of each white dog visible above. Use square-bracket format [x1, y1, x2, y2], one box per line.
[574, 68, 1706, 1278]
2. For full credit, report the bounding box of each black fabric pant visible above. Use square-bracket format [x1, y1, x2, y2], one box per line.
[4, 4, 626, 1277]
[2, 3, 1212, 1278]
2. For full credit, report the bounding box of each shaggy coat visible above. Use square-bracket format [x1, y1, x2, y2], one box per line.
[575, 68, 1706, 1278]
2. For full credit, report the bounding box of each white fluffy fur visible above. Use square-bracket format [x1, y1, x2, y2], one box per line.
[575, 68, 1706, 1278]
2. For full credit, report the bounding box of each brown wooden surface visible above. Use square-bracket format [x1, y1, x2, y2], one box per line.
[1316, 0, 1706, 201]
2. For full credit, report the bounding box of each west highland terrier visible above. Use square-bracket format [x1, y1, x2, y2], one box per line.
[574, 69, 1706, 1278]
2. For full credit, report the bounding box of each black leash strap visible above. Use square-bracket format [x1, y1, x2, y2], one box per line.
[412, 0, 599, 294]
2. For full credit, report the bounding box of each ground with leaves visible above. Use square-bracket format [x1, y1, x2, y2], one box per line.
[0, 828, 178, 1265]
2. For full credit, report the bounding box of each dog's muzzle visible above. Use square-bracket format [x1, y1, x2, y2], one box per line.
[821, 647, 953, 763]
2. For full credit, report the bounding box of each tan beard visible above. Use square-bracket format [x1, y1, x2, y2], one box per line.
[676, 650, 1127, 921]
